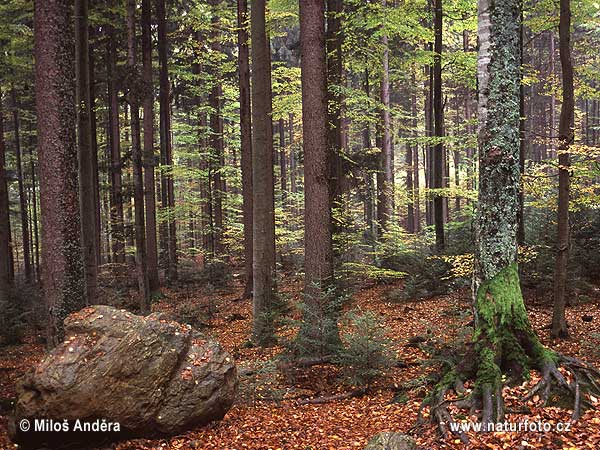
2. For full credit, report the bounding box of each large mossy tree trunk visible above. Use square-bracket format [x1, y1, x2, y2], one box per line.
[473, 0, 550, 421]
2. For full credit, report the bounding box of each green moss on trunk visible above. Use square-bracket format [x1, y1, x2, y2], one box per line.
[474, 264, 553, 392]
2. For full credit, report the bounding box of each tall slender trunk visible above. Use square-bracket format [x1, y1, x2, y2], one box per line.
[363, 69, 374, 236]
[296, 0, 338, 355]
[278, 118, 287, 201]
[552, 0, 574, 339]
[433, 0, 445, 251]
[326, 0, 344, 210]
[424, 53, 434, 226]
[238, 0, 253, 299]
[378, 0, 393, 233]
[35, 0, 85, 346]
[11, 88, 32, 282]
[0, 92, 11, 302]
[289, 113, 297, 194]
[142, 0, 159, 292]
[107, 23, 125, 264]
[209, 82, 224, 256]
[75, 0, 97, 303]
[157, 0, 177, 281]
[517, 15, 526, 245]
[89, 29, 101, 266]
[127, 0, 150, 312]
[411, 75, 421, 233]
[26, 124, 40, 279]
[250, 0, 277, 346]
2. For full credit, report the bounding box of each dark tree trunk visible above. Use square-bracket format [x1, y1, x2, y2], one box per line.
[289, 114, 297, 195]
[11, 88, 32, 282]
[411, 73, 421, 233]
[142, 0, 160, 292]
[296, 0, 338, 355]
[250, 0, 277, 346]
[517, 15, 526, 245]
[237, 0, 253, 300]
[363, 70, 374, 236]
[433, 0, 445, 251]
[27, 124, 40, 279]
[552, 0, 574, 339]
[34, 0, 85, 346]
[75, 0, 97, 304]
[377, 0, 393, 233]
[209, 82, 224, 256]
[157, 0, 177, 281]
[326, 0, 343, 210]
[89, 30, 102, 266]
[128, 0, 150, 312]
[0, 92, 11, 302]
[107, 22, 125, 264]
[278, 118, 287, 201]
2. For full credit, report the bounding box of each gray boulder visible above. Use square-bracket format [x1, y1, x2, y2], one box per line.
[364, 432, 416, 450]
[11, 305, 237, 446]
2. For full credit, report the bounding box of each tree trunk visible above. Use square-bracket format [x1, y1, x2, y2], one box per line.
[142, 0, 160, 292]
[0, 92, 11, 302]
[157, 0, 177, 281]
[75, 0, 97, 304]
[473, 0, 549, 415]
[27, 124, 40, 279]
[209, 81, 224, 256]
[107, 22, 125, 264]
[238, 0, 253, 300]
[433, 0, 445, 251]
[11, 88, 32, 282]
[128, 0, 150, 312]
[250, 0, 277, 346]
[296, 0, 338, 355]
[89, 30, 102, 266]
[279, 118, 288, 202]
[517, 14, 526, 246]
[34, 0, 85, 346]
[377, 0, 393, 233]
[289, 113, 297, 194]
[326, 0, 343, 210]
[411, 72, 421, 233]
[552, 0, 574, 339]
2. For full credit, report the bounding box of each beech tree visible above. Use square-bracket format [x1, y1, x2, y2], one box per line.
[424, 0, 600, 438]
[551, 0, 574, 339]
[34, 0, 84, 345]
[237, 0, 253, 300]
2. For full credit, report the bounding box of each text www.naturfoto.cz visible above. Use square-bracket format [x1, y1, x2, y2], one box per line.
[449, 420, 572, 433]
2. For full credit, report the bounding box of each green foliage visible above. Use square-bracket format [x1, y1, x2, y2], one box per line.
[335, 309, 395, 386]
[0, 283, 40, 346]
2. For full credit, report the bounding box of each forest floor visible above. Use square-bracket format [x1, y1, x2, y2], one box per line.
[1, 274, 600, 450]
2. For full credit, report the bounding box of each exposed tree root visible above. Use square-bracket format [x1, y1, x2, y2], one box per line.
[416, 353, 600, 444]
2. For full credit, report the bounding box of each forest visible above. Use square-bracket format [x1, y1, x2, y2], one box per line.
[1, 0, 600, 448]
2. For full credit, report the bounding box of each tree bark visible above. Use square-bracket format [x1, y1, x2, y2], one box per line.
[34, 0, 85, 346]
[279, 118, 288, 202]
[128, 0, 150, 312]
[552, 0, 574, 339]
[326, 0, 344, 210]
[89, 30, 102, 266]
[142, 0, 160, 292]
[473, 0, 549, 410]
[433, 0, 445, 251]
[250, 0, 277, 346]
[209, 81, 224, 256]
[238, 0, 253, 300]
[289, 113, 297, 194]
[11, 88, 32, 282]
[157, 0, 177, 281]
[377, 0, 393, 233]
[75, 0, 98, 304]
[296, 0, 338, 355]
[0, 91, 11, 302]
[106, 22, 125, 264]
